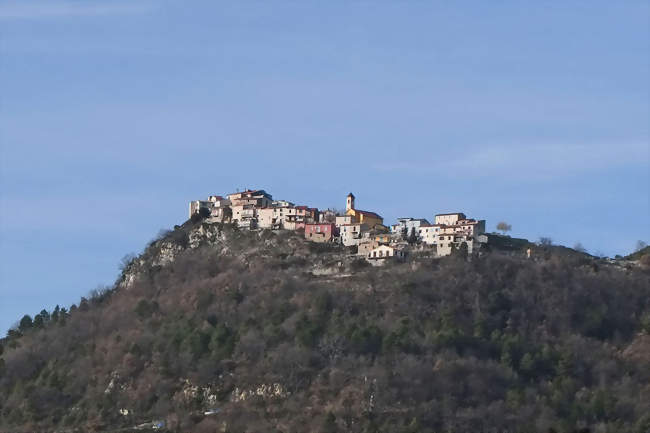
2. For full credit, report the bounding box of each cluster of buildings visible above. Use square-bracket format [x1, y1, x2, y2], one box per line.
[189, 189, 487, 260]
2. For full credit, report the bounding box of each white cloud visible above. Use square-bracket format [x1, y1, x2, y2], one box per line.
[0, 1, 152, 19]
[372, 140, 649, 180]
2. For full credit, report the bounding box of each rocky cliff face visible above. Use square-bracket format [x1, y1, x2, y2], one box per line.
[118, 221, 352, 291]
[118, 223, 226, 290]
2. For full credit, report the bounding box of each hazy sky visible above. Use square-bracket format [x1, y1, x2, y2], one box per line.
[1, 1, 648, 333]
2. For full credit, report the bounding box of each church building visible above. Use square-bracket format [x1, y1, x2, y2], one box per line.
[344, 193, 384, 228]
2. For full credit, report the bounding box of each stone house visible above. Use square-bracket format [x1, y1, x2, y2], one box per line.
[357, 240, 376, 256]
[434, 213, 466, 226]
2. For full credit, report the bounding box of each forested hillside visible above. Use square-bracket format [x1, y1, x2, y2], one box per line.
[1, 222, 649, 433]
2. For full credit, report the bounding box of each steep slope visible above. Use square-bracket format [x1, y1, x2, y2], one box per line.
[625, 245, 650, 262]
[1, 221, 650, 433]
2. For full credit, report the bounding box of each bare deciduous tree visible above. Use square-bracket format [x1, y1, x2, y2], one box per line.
[496, 222, 512, 235]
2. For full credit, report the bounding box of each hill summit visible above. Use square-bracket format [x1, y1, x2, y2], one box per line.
[1, 220, 649, 433]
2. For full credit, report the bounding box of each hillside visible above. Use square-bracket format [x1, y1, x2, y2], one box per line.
[1, 221, 650, 433]
[625, 246, 650, 262]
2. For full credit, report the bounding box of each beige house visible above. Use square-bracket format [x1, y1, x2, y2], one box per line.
[228, 189, 273, 208]
[456, 218, 486, 236]
[257, 208, 275, 229]
[339, 223, 367, 246]
[231, 204, 257, 229]
[367, 244, 406, 261]
[357, 240, 376, 256]
[418, 224, 444, 245]
[434, 213, 466, 226]
[257, 206, 299, 229]
[436, 230, 486, 256]
[336, 215, 354, 226]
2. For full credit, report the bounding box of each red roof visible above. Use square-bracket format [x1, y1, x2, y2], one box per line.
[355, 209, 382, 219]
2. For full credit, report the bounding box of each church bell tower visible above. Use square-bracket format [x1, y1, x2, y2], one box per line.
[346, 192, 355, 211]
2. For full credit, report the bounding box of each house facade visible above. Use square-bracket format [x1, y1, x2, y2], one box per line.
[434, 213, 466, 226]
[433, 216, 487, 256]
[231, 204, 258, 229]
[367, 244, 406, 260]
[304, 223, 337, 243]
[257, 206, 297, 229]
[295, 206, 319, 224]
[392, 218, 430, 237]
[418, 224, 443, 245]
[339, 223, 367, 246]
[228, 189, 273, 208]
[357, 240, 376, 256]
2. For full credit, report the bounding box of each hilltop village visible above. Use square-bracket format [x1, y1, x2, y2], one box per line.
[189, 189, 487, 261]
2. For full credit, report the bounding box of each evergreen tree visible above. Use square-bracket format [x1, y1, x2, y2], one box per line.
[52, 305, 61, 322]
[407, 227, 418, 245]
[33, 314, 44, 329]
[18, 315, 33, 332]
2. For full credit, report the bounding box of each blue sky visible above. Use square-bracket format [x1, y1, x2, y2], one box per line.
[0, 0, 648, 333]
